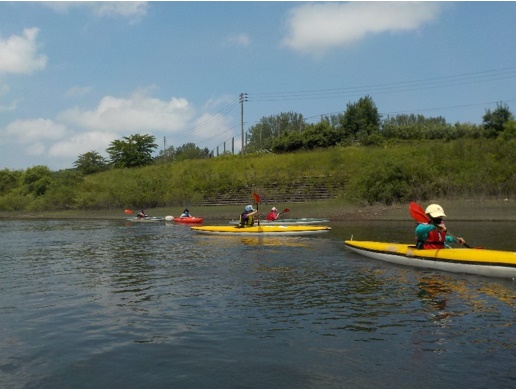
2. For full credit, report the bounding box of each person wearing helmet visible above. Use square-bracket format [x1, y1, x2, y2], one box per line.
[415, 204, 466, 249]
[266, 206, 280, 221]
[237, 205, 258, 228]
[181, 208, 191, 217]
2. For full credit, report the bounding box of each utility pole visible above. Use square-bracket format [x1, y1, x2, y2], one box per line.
[239, 93, 247, 154]
[163, 137, 167, 162]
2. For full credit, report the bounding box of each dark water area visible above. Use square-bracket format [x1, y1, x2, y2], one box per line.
[1, 219, 515, 388]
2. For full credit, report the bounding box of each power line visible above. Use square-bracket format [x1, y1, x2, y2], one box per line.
[246, 66, 516, 103]
[168, 66, 516, 153]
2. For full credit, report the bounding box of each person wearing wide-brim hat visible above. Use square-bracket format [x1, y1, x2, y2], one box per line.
[238, 205, 258, 228]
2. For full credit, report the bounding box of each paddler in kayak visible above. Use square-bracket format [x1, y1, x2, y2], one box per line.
[137, 209, 147, 219]
[266, 207, 279, 221]
[181, 208, 191, 217]
[415, 204, 466, 249]
[237, 205, 258, 228]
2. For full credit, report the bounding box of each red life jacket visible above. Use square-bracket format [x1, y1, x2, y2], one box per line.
[422, 228, 447, 249]
[266, 211, 277, 221]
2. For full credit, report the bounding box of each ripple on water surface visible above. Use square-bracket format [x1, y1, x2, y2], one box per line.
[0, 219, 515, 388]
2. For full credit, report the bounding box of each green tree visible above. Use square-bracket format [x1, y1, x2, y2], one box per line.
[340, 95, 381, 142]
[21, 165, 54, 197]
[174, 143, 210, 161]
[74, 151, 109, 174]
[247, 112, 305, 152]
[483, 102, 513, 138]
[0, 169, 22, 195]
[499, 119, 516, 141]
[107, 134, 158, 168]
[155, 145, 176, 164]
[28, 170, 84, 211]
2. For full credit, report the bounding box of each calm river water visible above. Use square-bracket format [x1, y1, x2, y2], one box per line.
[1, 219, 515, 388]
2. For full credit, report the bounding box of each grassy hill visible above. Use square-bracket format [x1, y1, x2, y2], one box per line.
[1, 138, 514, 215]
[74, 138, 514, 210]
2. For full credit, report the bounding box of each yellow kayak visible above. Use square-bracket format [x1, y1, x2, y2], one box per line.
[192, 225, 331, 236]
[345, 240, 516, 279]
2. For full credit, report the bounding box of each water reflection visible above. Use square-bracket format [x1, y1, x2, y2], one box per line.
[417, 276, 451, 312]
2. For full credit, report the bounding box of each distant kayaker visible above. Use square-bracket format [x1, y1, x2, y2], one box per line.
[137, 209, 147, 219]
[266, 207, 279, 221]
[238, 205, 258, 228]
[415, 204, 466, 249]
[181, 209, 191, 217]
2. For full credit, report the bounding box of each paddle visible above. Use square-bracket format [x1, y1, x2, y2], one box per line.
[278, 208, 290, 217]
[253, 192, 261, 226]
[409, 202, 471, 248]
[125, 209, 133, 215]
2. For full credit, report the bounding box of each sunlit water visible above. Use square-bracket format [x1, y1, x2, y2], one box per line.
[1, 219, 515, 388]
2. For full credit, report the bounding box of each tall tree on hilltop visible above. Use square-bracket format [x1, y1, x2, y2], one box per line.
[483, 102, 513, 138]
[73, 151, 109, 174]
[340, 96, 381, 142]
[107, 134, 158, 168]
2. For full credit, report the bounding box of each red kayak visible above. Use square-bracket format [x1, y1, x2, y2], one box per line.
[171, 216, 204, 224]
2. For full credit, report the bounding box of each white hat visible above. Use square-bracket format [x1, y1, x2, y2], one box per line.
[271, 207, 277, 211]
[425, 204, 446, 218]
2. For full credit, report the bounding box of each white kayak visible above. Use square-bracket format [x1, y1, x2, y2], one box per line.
[125, 217, 165, 223]
[228, 217, 330, 226]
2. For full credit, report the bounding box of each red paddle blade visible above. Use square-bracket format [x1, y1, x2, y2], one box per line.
[283, 208, 290, 213]
[409, 202, 429, 223]
[125, 209, 133, 214]
[253, 192, 260, 204]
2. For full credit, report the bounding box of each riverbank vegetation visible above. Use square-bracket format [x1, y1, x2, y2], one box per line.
[0, 97, 514, 213]
[0, 138, 514, 213]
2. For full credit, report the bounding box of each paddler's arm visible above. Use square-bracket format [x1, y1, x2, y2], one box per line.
[449, 236, 466, 245]
[415, 223, 434, 241]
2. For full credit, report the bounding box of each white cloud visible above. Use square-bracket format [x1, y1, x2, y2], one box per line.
[93, 1, 148, 19]
[40, 1, 77, 13]
[42, 1, 148, 21]
[58, 89, 195, 133]
[5, 118, 67, 143]
[0, 83, 17, 112]
[65, 86, 93, 97]
[25, 142, 46, 157]
[2, 119, 66, 157]
[0, 28, 48, 74]
[48, 131, 116, 158]
[282, 2, 442, 55]
[228, 33, 251, 47]
[1, 89, 235, 168]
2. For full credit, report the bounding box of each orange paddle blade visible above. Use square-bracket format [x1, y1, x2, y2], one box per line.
[253, 192, 260, 204]
[124, 209, 133, 214]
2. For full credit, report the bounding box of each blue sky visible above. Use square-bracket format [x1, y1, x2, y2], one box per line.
[1, 1, 516, 171]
